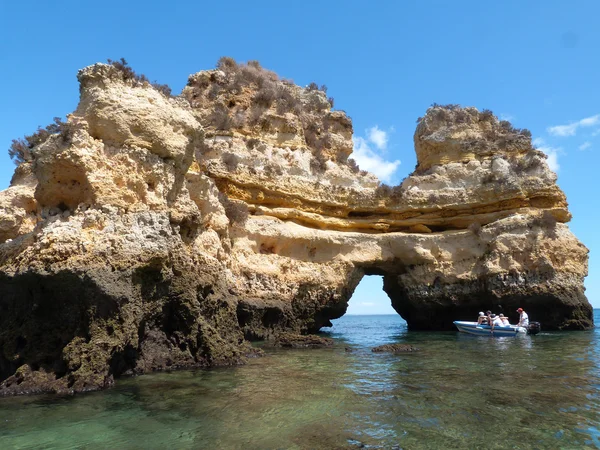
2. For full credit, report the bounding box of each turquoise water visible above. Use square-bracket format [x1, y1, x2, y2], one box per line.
[1, 312, 600, 449]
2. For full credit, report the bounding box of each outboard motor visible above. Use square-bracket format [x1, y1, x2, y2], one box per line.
[527, 322, 541, 335]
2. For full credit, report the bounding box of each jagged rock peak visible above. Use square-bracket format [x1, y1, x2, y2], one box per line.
[182, 58, 355, 164]
[415, 104, 534, 171]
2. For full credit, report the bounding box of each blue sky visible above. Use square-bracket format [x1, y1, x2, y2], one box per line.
[1, 0, 598, 312]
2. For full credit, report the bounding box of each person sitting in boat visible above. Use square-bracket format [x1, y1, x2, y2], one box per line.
[517, 308, 529, 327]
[498, 313, 510, 326]
[484, 310, 493, 325]
[490, 314, 503, 329]
[477, 312, 487, 325]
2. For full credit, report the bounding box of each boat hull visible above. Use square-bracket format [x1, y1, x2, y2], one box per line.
[453, 321, 527, 337]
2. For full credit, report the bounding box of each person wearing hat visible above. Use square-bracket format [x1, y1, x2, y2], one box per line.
[477, 312, 487, 325]
[498, 313, 510, 326]
[517, 308, 529, 327]
[490, 314, 503, 329]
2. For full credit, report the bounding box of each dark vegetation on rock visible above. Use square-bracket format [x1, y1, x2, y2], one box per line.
[8, 117, 73, 166]
[8, 58, 174, 167]
[106, 58, 173, 97]
[418, 104, 532, 139]
[184, 57, 360, 175]
[374, 183, 404, 200]
[0, 267, 251, 396]
[372, 344, 419, 353]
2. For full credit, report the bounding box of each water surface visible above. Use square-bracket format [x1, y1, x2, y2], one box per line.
[1, 313, 600, 449]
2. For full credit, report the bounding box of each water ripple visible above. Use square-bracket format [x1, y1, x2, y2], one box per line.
[1, 313, 600, 449]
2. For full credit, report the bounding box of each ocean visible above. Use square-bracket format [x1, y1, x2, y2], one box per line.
[1, 311, 599, 449]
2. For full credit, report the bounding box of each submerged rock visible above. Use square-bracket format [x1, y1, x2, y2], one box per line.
[268, 333, 334, 349]
[372, 344, 419, 353]
[0, 59, 592, 395]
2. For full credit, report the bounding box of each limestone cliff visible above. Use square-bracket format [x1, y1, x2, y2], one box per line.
[0, 60, 591, 395]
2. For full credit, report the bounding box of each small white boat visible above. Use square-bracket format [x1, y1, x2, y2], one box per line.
[453, 321, 527, 337]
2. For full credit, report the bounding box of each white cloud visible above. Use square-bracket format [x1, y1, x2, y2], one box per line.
[532, 137, 545, 147]
[352, 136, 400, 183]
[537, 144, 561, 172]
[579, 115, 600, 127]
[592, 129, 600, 137]
[367, 126, 388, 150]
[533, 137, 560, 171]
[547, 123, 578, 137]
[547, 114, 600, 137]
[579, 141, 592, 151]
[545, 149, 560, 172]
[500, 113, 515, 122]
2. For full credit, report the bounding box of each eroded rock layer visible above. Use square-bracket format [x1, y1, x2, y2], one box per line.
[0, 60, 591, 395]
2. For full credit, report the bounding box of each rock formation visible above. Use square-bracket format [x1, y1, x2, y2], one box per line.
[0, 59, 591, 395]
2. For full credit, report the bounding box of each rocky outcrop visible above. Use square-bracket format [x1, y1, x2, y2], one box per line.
[372, 344, 419, 353]
[267, 333, 333, 349]
[0, 60, 591, 395]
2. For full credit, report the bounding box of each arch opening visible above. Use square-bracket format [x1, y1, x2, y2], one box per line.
[344, 275, 396, 316]
[324, 275, 407, 342]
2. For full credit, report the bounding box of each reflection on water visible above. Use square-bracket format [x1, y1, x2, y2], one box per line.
[1, 313, 600, 449]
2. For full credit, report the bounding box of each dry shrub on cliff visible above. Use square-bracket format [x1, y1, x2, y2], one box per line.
[427, 192, 441, 204]
[307, 82, 328, 93]
[533, 211, 557, 229]
[107, 58, 173, 97]
[222, 153, 240, 171]
[427, 104, 533, 139]
[310, 149, 329, 174]
[531, 210, 558, 239]
[214, 57, 280, 98]
[209, 105, 233, 131]
[193, 57, 337, 153]
[481, 173, 496, 184]
[208, 58, 330, 117]
[151, 83, 172, 97]
[343, 157, 369, 177]
[8, 117, 73, 165]
[468, 222, 482, 236]
[514, 154, 542, 173]
[275, 87, 302, 115]
[304, 121, 333, 156]
[231, 110, 246, 128]
[390, 185, 405, 200]
[107, 58, 140, 81]
[216, 56, 237, 71]
[246, 105, 268, 126]
[429, 104, 473, 124]
[499, 120, 532, 138]
[347, 158, 360, 174]
[254, 83, 279, 107]
[375, 183, 404, 200]
[375, 184, 392, 197]
[430, 103, 462, 112]
[245, 138, 260, 149]
[480, 109, 494, 120]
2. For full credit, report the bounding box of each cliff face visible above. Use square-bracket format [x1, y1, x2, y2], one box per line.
[0, 61, 591, 395]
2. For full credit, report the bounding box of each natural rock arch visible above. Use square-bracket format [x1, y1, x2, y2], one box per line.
[0, 60, 592, 395]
